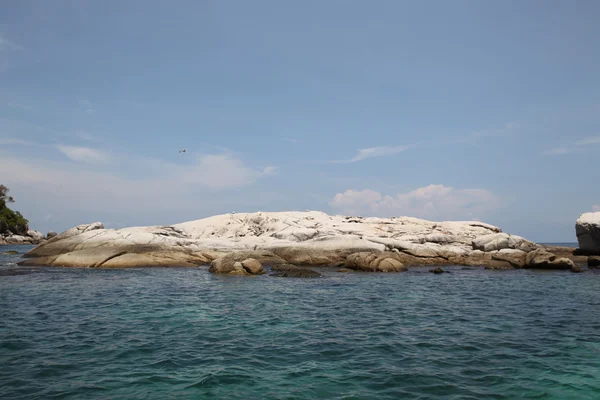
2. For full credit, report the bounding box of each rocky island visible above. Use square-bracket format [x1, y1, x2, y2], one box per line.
[18, 210, 599, 274]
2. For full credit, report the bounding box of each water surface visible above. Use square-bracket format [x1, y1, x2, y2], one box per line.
[1, 245, 599, 399]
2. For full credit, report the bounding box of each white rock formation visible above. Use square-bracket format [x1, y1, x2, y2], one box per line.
[576, 212, 600, 254]
[17, 211, 549, 270]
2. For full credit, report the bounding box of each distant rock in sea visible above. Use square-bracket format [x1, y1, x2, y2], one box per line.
[576, 212, 600, 255]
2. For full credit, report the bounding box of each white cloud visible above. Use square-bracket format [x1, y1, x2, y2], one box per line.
[7, 102, 32, 110]
[544, 147, 574, 156]
[575, 136, 600, 146]
[0, 137, 40, 146]
[330, 184, 501, 220]
[544, 135, 600, 155]
[593, 205, 600, 212]
[330, 146, 409, 163]
[0, 150, 277, 232]
[57, 145, 109, 163]
[182, 154, 276, 190]
[283, 137, 297, 143]
[0, 34, 23, 51]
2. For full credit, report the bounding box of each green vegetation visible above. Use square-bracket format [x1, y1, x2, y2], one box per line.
[0, 185, 29, 235]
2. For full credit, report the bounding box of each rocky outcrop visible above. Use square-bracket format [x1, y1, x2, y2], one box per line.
[345, 252, 407, 272]
[17, 211, 590, 273]
[270, 264, 321, 278]
[0, 227, 48, 245]
[576, 212, 600, 255]
[209, 251, 282, 275]
[46, 231, 58, 239]
[525, 248, 576, 271]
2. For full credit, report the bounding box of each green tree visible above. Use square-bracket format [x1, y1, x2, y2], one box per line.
[0, 185, 29, 234]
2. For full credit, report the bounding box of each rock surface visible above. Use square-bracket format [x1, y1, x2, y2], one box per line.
[588, 256, 600, 268]
[15, 211, 585, 272]
[270, 264, 321, 278]
[576, 212, 600, 255]
[525, 249, 575, 270]
[345, 252, 407, 272]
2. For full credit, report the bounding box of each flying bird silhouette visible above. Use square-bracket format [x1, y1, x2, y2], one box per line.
[178, 149, 187, 154]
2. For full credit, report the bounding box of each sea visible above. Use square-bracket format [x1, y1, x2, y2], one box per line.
[1, 243, 600, 399]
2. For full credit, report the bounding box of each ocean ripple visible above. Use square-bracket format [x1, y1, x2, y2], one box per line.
[1, 247, 600, 399]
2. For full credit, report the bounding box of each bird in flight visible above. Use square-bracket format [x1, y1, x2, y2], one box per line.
[178, 149, 187, 154]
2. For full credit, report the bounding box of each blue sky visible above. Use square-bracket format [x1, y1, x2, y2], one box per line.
[1, 0, 599, 241]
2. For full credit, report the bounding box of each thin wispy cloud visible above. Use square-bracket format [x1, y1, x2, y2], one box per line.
[7, 102, 32, 110]
[575, 136, 600, 146]
[78, 99, 95, 113]
[544, 135, 600, 156]
[0, 34, 23, 51]
[329, 146, 409, 164]
[57, 145, 109, 163]
[0, 137, 40, 147]
[283, 137, 298, 143]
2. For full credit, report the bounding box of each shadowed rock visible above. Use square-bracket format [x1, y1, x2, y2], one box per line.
[588, 256, 600, 268]
[429, 267, 448, 274]
[576, 212, 600, 255]
[269, 264, 321, 278]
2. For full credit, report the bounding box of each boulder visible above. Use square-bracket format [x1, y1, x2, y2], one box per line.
[429, 267, 448, 274]
[345, 252, 407, 272]
[46, 231, 58, 239]
[525, 249, 575, 270]
[270, 264, 321, 278]
[491, 249, 527, 268]
[1, 250, 19, 255]
[472, 233, 536, 252]
[27, 230, 45, 242]
[209, 251, 284, 275]
[576, 212, 600, 255]
[5, 235, 33, 244]
[587, 256, 600, 268]
[241, 258, 264, 275]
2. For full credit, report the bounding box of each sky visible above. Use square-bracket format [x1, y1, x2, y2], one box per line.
[1, 0, 599, 242]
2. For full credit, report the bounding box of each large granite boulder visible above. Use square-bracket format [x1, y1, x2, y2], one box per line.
[46, 231, 58, 239]
[345, 252, 407, 272]
[209, 251, 282, 275]
[525, 249, 576, 270]
[27, 230, 45, 242]
[472, 233, 536, 252]
[576, 212, 600, 255]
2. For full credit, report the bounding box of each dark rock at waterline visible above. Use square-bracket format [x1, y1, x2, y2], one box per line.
[270, 264, 321, 278]
[588, 256, 600, 268]
[429, 267, 449, 274]
[571, 264, 583, 273]
[1, 250, 20, 255]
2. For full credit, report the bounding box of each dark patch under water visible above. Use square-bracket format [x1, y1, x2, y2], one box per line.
[1, 245, 600, 399]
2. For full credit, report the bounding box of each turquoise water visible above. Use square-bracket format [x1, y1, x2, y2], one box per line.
[1, 245, 600, 399]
